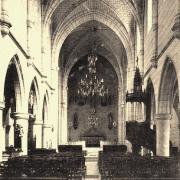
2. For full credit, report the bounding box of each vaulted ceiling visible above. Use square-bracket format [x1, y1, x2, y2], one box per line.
[42, 0, 143, 84]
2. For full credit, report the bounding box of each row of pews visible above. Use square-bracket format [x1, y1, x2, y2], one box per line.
[98, 145, 180, 179]
[0, 145, 86, 179]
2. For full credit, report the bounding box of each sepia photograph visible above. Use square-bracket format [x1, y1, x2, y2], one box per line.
[0, 0, 179, 179]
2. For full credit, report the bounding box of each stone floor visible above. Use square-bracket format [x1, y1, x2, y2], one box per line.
[84, 148, 102, 180]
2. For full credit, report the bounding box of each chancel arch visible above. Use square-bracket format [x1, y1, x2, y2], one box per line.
[58, 18, 128, 146]
[52, 9, 133, 72]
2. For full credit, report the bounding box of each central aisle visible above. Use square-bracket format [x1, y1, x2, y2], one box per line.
[84, 148, 102, 180]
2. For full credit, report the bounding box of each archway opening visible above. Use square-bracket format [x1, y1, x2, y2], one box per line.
[146, 79, 156, 128]
[58, 20, 127, 146]
[158, 59, 180, 156]
[67, 55, 118, 147]
[3, 60, 22, 151]
[28, 81, 38, 151]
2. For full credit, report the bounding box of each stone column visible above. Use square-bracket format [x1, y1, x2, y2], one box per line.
[155, 113, 171, 157]
[33, 121, 43, 148]
[11, 112, 29, 155]
[151, 0, 158, 68]
[42, 123, 53, 149]
[60, 101, 68, 144]
[118, 101, 126, 144]
[0, 101, 5, 161]
[139, 28, 144, 76]
[41, 46, 46, 73]
[59, 86, 68, 145]
[126, 68, 136, 122]
[1, 0, 11, 36]
[118, 88, 122, 144]
[172, 0, 180, 38]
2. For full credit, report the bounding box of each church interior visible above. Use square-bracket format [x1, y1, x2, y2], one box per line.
[0, 0, 180, 179]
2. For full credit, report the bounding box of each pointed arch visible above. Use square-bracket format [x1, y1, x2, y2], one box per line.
[146, 78, 156, 126]
[3, 55, 25, 114]
[28, 77, 40, 116]
[3, 55, 25, 148]
[42, 91, 49, 124]
[158, 57, 178, 114]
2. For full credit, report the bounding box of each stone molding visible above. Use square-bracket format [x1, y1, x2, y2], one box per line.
[0, 18, 12, 36]
[34, 121, 43, 125]
[11, 112, 30, 120]
[155, 113, 172, 121]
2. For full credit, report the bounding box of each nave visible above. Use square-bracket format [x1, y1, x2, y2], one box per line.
[0, 0, 180, 179]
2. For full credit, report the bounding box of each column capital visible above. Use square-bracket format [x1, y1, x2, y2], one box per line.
[0, 101, 5, 110]
[26, 19, 34, 28]
[27, 57, 33, 67]
[29, 114, 36, 122]
[34, 121, 43, 125]
[150, 55, 158, 68]
[155, 113, 172, 121]
[11, 112, 29, 120]
[0, 18, 12, 36]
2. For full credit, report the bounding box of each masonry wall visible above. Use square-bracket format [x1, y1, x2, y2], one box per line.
[143, 0, 180, 150]
[144, 0, 177, 71]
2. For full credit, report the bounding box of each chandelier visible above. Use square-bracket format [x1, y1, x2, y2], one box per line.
[126, 58, 146, 103]
[77, 54, 108, 98]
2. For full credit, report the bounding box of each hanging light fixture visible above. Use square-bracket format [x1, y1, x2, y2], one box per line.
[77, 53, 108, 98]
[126, 58, 146, 103]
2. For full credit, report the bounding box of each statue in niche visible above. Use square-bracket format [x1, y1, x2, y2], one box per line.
[14, 124, 23, 149]
[28, 90, 34, 114]
[73, 113, 78, 129]
[108, 112, 113, 130]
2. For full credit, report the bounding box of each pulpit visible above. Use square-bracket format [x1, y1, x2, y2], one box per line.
[80, 127, 105, 147]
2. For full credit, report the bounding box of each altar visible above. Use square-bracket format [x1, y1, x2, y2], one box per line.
[80, 127, 105, 147]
